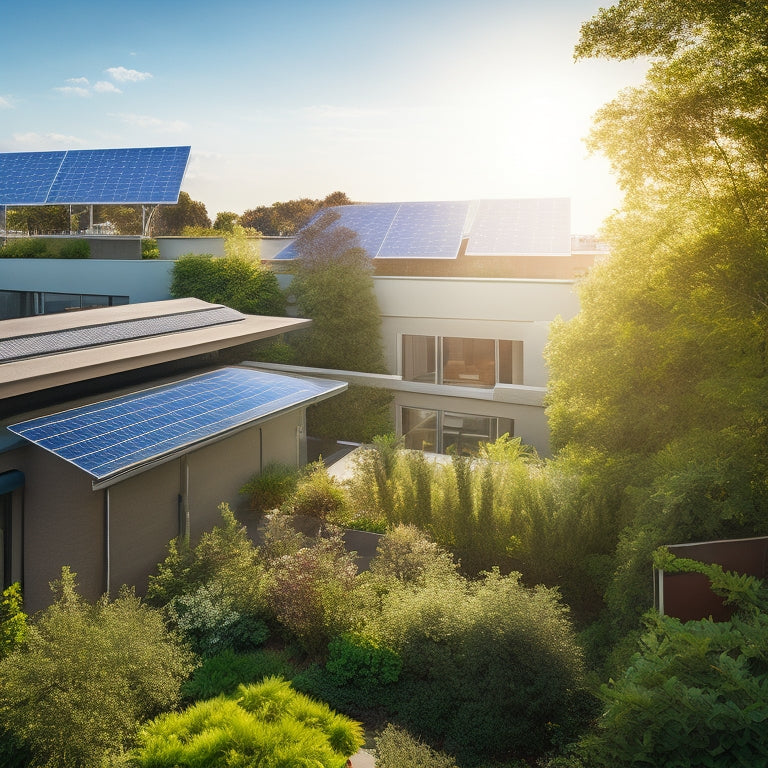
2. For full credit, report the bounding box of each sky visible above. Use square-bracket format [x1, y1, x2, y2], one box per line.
[0, 0, 648, 234]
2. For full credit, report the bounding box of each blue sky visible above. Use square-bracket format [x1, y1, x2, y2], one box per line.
[0, 0, 646, 232]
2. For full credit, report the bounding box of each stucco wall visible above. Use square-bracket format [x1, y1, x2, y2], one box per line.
[156, 237, 225, 260]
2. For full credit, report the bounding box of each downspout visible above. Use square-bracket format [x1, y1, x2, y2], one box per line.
[104, 488, 111, 596]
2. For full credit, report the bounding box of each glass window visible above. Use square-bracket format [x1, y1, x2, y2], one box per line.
[442, 337, 495, 387]
[442, 411, 495, 456]
[43, 293, 81, 314]
[402, 335, 437, 383]
[402, 407, 438, 452]
[498, 340, 524, 384]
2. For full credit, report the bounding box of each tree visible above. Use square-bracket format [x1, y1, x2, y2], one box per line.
[545, 0, 768, 634]
[213, 210, 240, 233]
[0, 568, 193, 768]
[153, 191, 211, 235]
[240, 192, 354, 235]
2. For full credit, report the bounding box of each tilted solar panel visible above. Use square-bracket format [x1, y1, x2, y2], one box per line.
[8, 367, 346, 485]
[377, 201, 470, 259]
[0, 151, 66, 205]
[0, 146, 190, 205]
[465, 198, 571, 256]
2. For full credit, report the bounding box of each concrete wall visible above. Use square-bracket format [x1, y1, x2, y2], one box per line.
[157, 237, 225, 260]
[0, 259, 174, 303]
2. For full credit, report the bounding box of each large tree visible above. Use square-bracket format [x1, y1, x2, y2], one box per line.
[153, 191, 211, 235]
[546, 0, 768, 632]
[240, 192, 353, 236]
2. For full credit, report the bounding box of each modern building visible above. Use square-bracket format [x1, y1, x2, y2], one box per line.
[0, 299, 345, 611]
[266, 198, 600, 457]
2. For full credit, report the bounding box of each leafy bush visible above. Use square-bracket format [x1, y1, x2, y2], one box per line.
[0, 237, 90, 258]
[133, 677, 363, 768]
[181, 649, 298, 701]
[581, 554, 768, 767]
[169, 579, 269, 657]
[307, 384, 394, 443]
[289, 461, 349, 521]
[141, 238, 159, 259]
[376, 724, 458, 768]
[265, 531, 359, 656]
[368, 524, 457, 585]
[325, 632, 402, 694]
[371, 569, 590, 763]
[0, 568, 194, 768]
[0, 583, 28, 659]
[240, 462, 300, 513]
[170, 253, 286, 315]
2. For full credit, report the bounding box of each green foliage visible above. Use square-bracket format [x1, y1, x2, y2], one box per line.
[181, 649, 297, 701]
[0, 583, 28, 658]
[325, 632, 402, 694]
[170, 252, 285, 315]
[141, 238, 159, 259]
[133, 677, 363, 767]
[0, 568, 194, 768]
[213, 211, 240, 233]
[265, 530, 359, 656]
[0, 237, 89, 258]
[153, 191, 211, 235]
[147, 503, 263, 611]
[368, 524, 457, 585]
[288, 461, 349, 522]
[169, 579, 269, 657]
[240, 462, 300, 513]
[376, 724, 458, 768]
[307, 385, 394, 444]
[370, 569, 590, 763]
[240, 191, 352, 236]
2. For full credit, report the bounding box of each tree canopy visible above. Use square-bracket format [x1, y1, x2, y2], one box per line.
[545, 0, 768, 633]
[240, 191, 353, 236]
[153, 191, 212, 235]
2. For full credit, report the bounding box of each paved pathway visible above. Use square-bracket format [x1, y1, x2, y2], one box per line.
[350, 748, 376, 767]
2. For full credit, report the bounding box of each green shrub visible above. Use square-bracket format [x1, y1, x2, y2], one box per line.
[265, 531, 359, 656]
[169, 579, 269, 657]
[0, 238, 90, 258]
[181, 649, 297, 701]
[0, 583, 28, 659]
[368, 524, 457, 585]
[376, 724, 458, 768]
[170, 253, 285, 315]
[371, 569, 590, 763]
[141, 238, 159, 259]
[289, 461, 349, 521]
[240, 462, 300, 513]
[325, 632, 402, 694]
[133, 677, 363, 768]
[0, 568, 194, 768]
[57, 238, 90, 258]
[307, 385, 394, 443]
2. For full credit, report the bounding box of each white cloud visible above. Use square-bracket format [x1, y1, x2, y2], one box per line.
[112, 112, 188, 133]
[13, 132, 87, 148]
[66, 76, 90, 86]
[106, 66, 152, 83]
[94, 80, 121, 94]
[0, 96, 12, 109]
[55, 86, 91, 97]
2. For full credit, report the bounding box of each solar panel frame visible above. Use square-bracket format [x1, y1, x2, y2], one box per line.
[0, 146, 190, 205]
[464, 198, 571, 256]
[8, 367, 346, 487]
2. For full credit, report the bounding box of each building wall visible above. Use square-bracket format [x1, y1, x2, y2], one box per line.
[0, 259, 174, 304]
[156, 237, 225, 260]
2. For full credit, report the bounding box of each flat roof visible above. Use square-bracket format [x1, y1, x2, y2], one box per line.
[0, 299, 311, 400]
[9, 366, 346, 488]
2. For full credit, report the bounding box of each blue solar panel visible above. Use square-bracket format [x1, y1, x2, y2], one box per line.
[273, 203, 399, 260]
[377, 201, 469, 259]
[0, 146, 190, 205]
[465, 198, 571, 256]
[0, 151, 66, 205]
[8, 367, 345, 483]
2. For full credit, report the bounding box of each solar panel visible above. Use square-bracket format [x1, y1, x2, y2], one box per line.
[0, 146, 190, 206]
[8, 367, 346, 484]
[273, 203, 399, 260]
[465, 198, 571, 256]
[0, 306, 244, 363]
[0, 151, 66, 205]
[377, 201, 469, 259]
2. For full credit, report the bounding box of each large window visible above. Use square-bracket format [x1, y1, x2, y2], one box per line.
[402, 335, 523, 387]
[401, 406, 513, 456]
[0, 290, 128, 320]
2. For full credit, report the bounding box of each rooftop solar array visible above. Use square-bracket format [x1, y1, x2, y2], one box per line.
[274, 201, 471, 260]
[0, 146, 190, 205]
[8, 367, 346, 485]
[465, 198, 571, 256]
[0, 305, 244, 363]
[273, 198, 570, 260]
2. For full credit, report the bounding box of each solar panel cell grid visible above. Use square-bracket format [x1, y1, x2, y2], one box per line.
[8, 368, 345, 482]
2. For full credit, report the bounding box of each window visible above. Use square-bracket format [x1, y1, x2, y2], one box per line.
[0, 290, 129, 320]
[0, 492, 10, 591]
[401, 407, 513, 456]
[402, 335, 524, 387]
